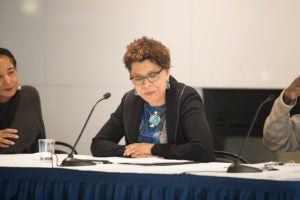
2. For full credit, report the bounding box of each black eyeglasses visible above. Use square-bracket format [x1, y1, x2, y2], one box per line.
[130, 68, 163, 86]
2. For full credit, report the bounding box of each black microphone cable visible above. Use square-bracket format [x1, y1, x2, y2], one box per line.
[60, 92, 111, 167]
[227, 94, 275, 173]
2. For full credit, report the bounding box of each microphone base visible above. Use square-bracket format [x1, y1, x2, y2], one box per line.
[227, 163, 262, 173]
[60, 157, 96, 167]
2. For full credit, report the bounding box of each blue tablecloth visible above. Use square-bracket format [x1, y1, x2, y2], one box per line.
[1, 167, 300, 200]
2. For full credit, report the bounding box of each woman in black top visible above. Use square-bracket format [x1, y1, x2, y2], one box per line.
[91, 37, 214, 161]
[0, 48, 45, 153]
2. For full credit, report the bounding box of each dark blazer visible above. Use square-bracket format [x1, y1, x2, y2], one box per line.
[91, 76, 214, 161]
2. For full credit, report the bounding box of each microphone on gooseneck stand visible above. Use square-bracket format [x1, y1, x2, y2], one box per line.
[227, 95, 275, 173]
[60, 92, 111, 167]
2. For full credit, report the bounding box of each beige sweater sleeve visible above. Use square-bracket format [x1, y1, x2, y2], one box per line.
[263, 90, 300, 153]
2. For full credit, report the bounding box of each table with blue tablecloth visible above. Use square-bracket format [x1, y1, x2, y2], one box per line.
[0, 154, 300, 200]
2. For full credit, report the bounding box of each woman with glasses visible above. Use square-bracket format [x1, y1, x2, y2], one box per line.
[0, 47, 45, 153]
[91, 36, 214, 161]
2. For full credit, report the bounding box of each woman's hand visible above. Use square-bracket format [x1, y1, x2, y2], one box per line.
[0, 129, 18, 148]
[283, 76, 300, 104]
[123, 143, 158, 158]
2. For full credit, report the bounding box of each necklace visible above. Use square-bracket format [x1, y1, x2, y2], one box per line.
[144, 105, 166, 128]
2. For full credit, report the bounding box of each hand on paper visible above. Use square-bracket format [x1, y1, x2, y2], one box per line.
[123, 143, 160, 158]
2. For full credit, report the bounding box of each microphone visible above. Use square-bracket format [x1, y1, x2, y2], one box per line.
[227, 94, 275, 173]
[60, 92, 111, 166]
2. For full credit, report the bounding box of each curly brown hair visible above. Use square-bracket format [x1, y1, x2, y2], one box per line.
[123, 36, 170, 72]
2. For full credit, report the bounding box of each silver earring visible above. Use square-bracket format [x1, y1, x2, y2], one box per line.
[134, 89, 138, 96]
[166, 80, 170, 89]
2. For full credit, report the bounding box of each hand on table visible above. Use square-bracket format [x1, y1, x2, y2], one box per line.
[124, 143, 161, 158]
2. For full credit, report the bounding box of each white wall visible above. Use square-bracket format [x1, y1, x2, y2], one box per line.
[0, 0, 299, 154]
[191, 0, 300, 88]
